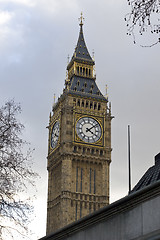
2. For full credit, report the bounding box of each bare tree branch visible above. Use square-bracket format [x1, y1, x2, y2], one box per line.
[125, 0, 160, 46]
[0, 99, 38, 240]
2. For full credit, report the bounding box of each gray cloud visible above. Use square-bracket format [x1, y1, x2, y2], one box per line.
[0, 0, 160, 238]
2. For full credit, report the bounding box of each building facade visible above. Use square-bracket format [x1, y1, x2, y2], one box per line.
[46, 15, 113, 235]
[41, 180, 160, 240]
[40, 154, 160, 240]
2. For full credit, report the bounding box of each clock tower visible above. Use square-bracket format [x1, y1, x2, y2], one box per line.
[46, 15, 113, 235]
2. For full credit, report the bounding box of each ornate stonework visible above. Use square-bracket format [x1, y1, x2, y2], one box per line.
[46, 16, 113, 235]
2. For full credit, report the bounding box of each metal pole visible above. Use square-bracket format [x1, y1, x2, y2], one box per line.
[128, 125, 131, 194]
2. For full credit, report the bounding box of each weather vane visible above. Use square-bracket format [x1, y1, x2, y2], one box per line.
[79, 12, 85, 26]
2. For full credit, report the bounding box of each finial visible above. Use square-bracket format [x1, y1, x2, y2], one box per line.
[105, 84, 108, 99]
[65, 70, 70, 90]
[52, 94, 56, 111]
[67, 54, 70, 64]
[79, 12, 84, 26]
[53, 94, 56, 104]
[92, 49, 95, 60]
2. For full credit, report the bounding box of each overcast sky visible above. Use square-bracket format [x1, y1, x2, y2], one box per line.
[0, 0, 160, 239]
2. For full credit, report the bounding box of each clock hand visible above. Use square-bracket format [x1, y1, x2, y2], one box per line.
[86, 124, 98, 132]
[86, 128, 94, 135]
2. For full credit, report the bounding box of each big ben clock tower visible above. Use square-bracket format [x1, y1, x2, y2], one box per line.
[46, 14, 113, 235]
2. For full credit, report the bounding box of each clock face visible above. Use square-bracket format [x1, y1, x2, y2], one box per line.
[76, 117, 102, 143]
[51, 121, 60, 149]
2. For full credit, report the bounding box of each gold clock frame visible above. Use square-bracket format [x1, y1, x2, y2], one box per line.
[49, 119, 60, 154]
[74, 113, 104, 147]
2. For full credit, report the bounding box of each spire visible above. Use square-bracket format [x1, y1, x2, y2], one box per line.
[65, 14, 107, 102]
[67, 13, 94, 70]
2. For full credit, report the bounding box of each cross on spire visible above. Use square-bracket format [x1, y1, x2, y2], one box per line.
[79, 12, 85, 26]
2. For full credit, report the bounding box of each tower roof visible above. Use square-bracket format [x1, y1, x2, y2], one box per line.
[68, 75, 107, 101]
[131, 153, 160, 193]
[65, 14, 107, 102]
[67, 14, 94, 70]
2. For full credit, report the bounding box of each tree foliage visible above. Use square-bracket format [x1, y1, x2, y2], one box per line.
[0, 100, 37, 239]
[125, 0, 160, 46]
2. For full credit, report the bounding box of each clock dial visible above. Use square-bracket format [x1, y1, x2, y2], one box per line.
[51, 121, 60, 149]
[76, 117, 102, 143]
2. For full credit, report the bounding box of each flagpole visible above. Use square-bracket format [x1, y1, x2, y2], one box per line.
[128, 125, 131, 194]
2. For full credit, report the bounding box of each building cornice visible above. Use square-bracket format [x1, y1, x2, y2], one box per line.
[40, 181, 160, 240]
